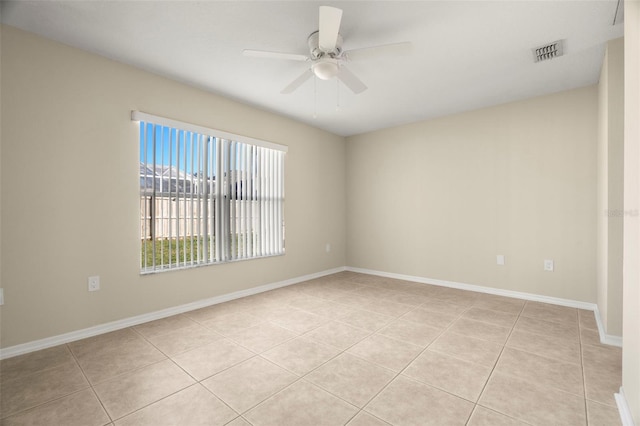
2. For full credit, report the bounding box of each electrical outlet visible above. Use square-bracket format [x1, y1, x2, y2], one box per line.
[544, 260, 554, 272]
[88, 276, 100, 292]
[497, 255, 505, 266]
[325, 243, 331, 253]
[0, 288, 4, 305]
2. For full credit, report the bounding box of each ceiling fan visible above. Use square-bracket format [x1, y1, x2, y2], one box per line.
[243, 6, 412, 95]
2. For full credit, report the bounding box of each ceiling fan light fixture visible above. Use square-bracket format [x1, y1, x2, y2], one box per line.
[246, 6, 401, 94]
[313, 60, 339, 80]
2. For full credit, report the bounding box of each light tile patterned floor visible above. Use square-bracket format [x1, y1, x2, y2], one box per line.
[0, 272, 623, 425]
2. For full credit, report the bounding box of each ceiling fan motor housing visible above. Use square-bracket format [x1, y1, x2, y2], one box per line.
[308, 31, 343, 59]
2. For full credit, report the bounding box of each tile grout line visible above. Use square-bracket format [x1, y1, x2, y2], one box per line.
[115, 382, 239, 424]
[0, 347, 90, 421]
[223, 275, 438, 424]
[295, 274, 425, 424]
[343, 293, 474, 422]
[112, 282, 369, 422]
[132, 302, 313, 391]
[474, 302, 593, 426]
[579, 316, 591, 425]
[306, 279, 546, 424]
[468, 301, 525, 425]
[169, 281, 377, 422]
[72, 326, 240, 423]
[66, 341, 114, 424]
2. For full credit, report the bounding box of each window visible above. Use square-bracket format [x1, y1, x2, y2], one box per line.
[133, 111, 286, 273]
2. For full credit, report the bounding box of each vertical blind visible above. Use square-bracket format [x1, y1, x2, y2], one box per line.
[133, 111, 286, 273]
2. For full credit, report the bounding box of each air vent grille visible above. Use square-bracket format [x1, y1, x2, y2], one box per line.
[533, 40, 564, 62]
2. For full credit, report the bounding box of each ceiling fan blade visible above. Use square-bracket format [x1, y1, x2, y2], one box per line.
[319, 6, 343, 53]
[243, 49, 309, 62]
[281, 68, 314, 94]
[344, 42, 413, 61]
[337, 65, 367, 94]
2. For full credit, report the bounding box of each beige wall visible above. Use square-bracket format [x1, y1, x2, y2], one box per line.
[347, 87, 598, 302]
[597, 38, 624, 337]
[622, 0, 640, 422]
[0, 25, 347, 348]
[0, 16, 3, 301]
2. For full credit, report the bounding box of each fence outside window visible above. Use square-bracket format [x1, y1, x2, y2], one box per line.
[133, 111, 286, 273]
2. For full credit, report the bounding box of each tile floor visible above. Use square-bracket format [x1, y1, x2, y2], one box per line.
[0, 272, 623, 425]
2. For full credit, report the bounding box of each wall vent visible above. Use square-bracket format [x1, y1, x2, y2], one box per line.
[533, 40, 564, 63]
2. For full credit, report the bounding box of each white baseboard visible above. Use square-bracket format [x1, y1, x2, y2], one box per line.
[346, 266, 596, 308]
[616, 387, 636, 426]
[346, 266, 623, 347]
[0, 266, 346, 360]
[2, 265, 624, 359]
[593, 305, 624, 347]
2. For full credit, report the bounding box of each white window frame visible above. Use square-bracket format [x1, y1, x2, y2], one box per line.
[133, 111, 287, 274]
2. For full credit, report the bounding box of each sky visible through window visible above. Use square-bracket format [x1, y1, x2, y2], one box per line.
[139, 123, 218, 178]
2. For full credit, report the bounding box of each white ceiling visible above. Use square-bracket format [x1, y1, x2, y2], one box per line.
[1, 1, 624, 136]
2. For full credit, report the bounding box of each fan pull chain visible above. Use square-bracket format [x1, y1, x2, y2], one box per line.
[313, 76, 318, 119]
[336, 78, 341, 112]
